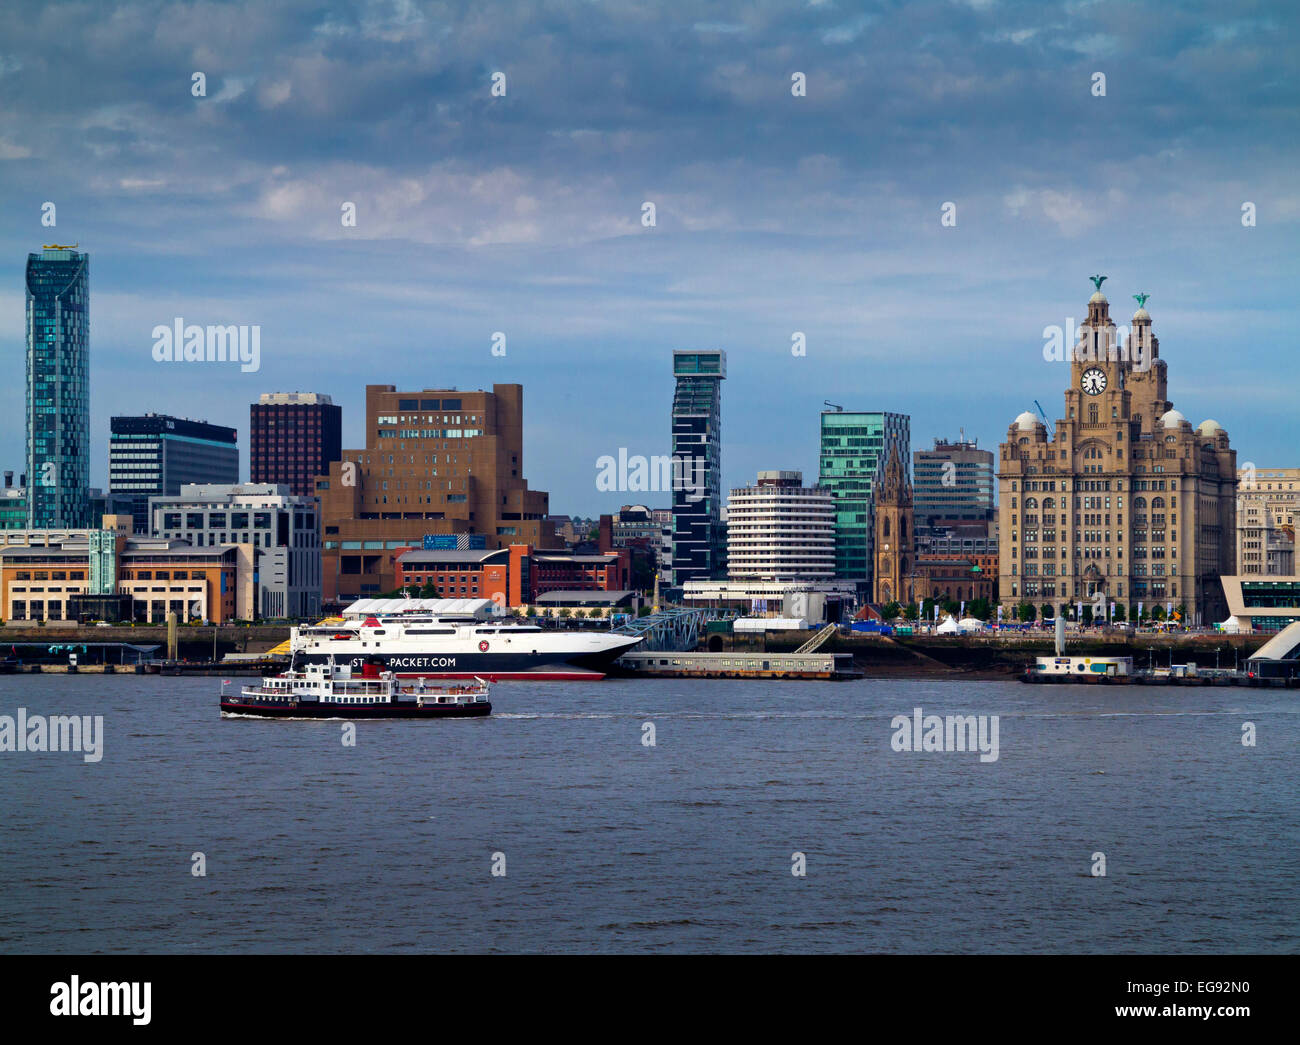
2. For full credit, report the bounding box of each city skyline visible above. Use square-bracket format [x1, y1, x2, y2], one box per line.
[1, 0, 1296, 517]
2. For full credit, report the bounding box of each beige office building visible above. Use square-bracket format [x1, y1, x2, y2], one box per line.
[998, 282, 1237, 624]
[1236, 467, 1297, 576]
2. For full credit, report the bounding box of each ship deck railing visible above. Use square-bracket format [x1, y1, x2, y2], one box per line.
[254, 677, 395, 696]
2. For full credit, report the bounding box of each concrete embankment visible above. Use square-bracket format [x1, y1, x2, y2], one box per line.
[0, 624, 288, 661]
[706, 631, 1268, 680]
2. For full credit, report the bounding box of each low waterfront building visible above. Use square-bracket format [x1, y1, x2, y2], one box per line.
[532, 590, 638, 613]
[911, 557, 995, 608]
[680, 578, 857, 623]
[1, 515, 132, 548]
[1220, 576, 1300, 633]
[395, 544, 630, 607]
[0, 533, 249, 623]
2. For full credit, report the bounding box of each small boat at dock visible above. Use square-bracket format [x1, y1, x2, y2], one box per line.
[220, 658, 491, 719]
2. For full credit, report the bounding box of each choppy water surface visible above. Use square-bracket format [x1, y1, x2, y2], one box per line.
[1, 675, 1296, 953]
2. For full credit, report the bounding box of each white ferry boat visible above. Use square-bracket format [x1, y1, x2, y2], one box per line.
[220, 660, 491, 718]
[289, 613, 643, 681]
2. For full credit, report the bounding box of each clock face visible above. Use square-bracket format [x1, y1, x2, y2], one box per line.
[1081, 367, 1107, 395]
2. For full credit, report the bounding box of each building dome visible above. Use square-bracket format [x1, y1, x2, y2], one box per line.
[1132, 307, 1150, 322]
[1014, 411, 1040, 431]
[1089, 291, 1107, 304]
[1197, 419, 1223, 436]
[1160, 409, 1186, 429]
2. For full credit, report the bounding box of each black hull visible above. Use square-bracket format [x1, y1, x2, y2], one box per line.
[1020, 674, 1129, 685]
[220, 699, 490, 719]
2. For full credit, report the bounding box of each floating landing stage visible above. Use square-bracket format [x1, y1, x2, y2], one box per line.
[614, 650, 861, 680]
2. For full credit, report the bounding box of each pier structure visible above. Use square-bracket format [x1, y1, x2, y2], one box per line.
[612, 607, 709, 652]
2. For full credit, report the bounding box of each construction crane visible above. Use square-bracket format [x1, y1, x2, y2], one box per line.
[824, 400, 843, 412]
[1033, 400, 1055, 438]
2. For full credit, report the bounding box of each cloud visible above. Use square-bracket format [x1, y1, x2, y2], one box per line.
[1003, 187, 1096, 235]
[0, 0, 1294, 510]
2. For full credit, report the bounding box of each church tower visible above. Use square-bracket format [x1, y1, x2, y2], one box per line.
[873, 444, 913, 605]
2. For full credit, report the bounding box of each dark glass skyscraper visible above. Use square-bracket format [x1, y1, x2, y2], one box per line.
[913, 437, 995, 525]
[670, 349, 726, 585]
[25, 247, 91, 527]
[109, 414, 239, 532]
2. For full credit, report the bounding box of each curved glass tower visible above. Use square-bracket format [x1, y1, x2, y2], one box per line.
[25, 247, 90, 528]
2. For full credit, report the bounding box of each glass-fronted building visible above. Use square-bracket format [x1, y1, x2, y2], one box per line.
[110, 414, 239, 533]
[26, 247, 91, 528]
[670, 350, 726, 585]
[1221, 576, 1300, 633]
[913, 438, 995, 524]
[818, 410, 910, 583]
[1, 477, 27, 530]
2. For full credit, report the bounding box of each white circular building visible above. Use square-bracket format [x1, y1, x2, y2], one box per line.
[726, 471, 836, 581]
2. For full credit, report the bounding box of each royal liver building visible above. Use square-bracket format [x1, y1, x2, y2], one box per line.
[998, 279, 1236, 625]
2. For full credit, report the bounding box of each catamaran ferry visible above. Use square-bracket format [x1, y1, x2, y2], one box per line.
[289, 613, 643, 681]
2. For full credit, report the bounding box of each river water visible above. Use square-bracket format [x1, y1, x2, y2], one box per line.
[1, 675, 1296, 953]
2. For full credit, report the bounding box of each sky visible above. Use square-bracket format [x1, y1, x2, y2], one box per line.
[1, 0, 1296, 517]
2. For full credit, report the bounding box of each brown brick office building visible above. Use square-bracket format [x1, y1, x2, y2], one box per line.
[250, 392, 343, 498]
[318, 384, 557, 605]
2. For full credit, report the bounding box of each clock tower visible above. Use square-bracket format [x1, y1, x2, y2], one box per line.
[996, 278, 1237, 625]
[1065, 275, 1170, 434]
